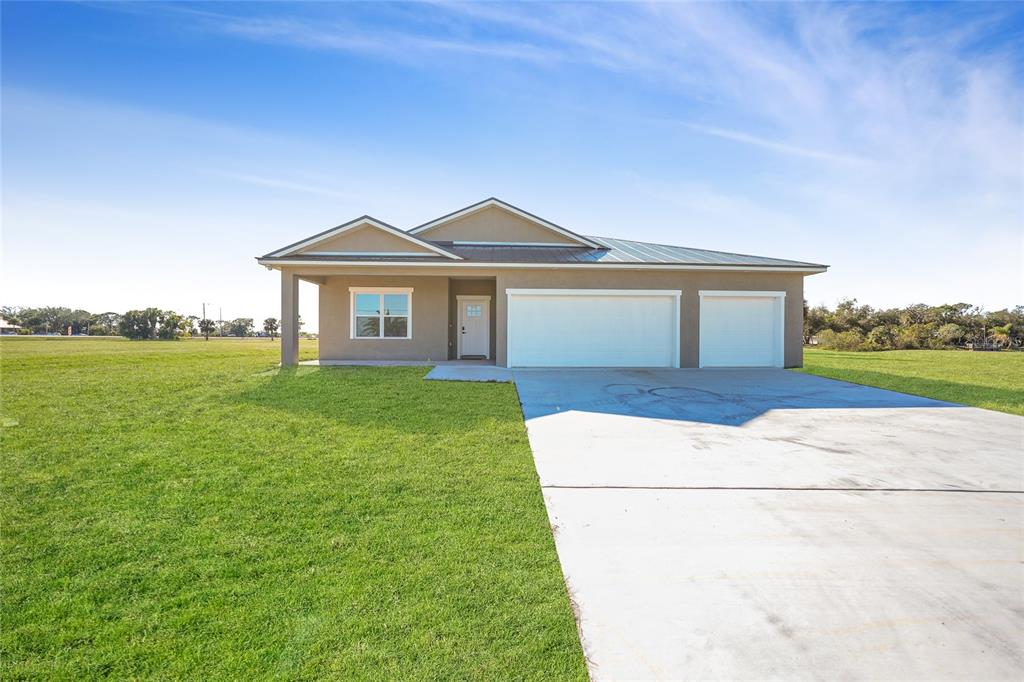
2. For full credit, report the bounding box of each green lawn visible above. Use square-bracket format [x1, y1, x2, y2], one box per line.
[1, 338, 586, 680]
[797, 348, 1024, 416]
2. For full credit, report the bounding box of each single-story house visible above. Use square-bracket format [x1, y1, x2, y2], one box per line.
[257, 198, 827, 368]
[0, 318, 22, 335]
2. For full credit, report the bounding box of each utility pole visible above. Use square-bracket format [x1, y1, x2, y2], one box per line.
[219, 307, 223, 337]
[202, 303, 209, 341]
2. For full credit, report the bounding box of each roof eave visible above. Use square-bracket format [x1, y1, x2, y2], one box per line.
[256, 257, 828, 273]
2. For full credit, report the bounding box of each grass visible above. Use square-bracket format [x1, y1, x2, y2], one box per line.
[797, 347, 1024, 416]
[1, 337, 586, 680]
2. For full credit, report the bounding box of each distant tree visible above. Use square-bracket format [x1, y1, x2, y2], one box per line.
[0, 306, 22, 326]
[157, 311, 189, 340]
[91, 312, 121, 336]
[935, 323, 965, 347]
[68, 309, 93, 335]
[933, 303, 973, 324]
[263, 317, 279, 339]
[895, 323, 935, 350]
[989, 324, 1013, 349]
[119, 308, 161, 340]
[899, 304, 931, 326]
[831, 299, 874, 333]
[32, 307, 74, 335]
[198, 318, 216, 341]
[227, 318, 254, 337]
[803, 303, 829, 344]
[867, 325, 899, 349]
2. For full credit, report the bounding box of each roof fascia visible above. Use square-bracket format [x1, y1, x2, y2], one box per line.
[257, 258, 828, 273]
[407, 198, 600, 248]
[263, 216, 462, 260]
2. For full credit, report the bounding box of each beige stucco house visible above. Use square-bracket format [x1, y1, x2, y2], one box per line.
[258, 198, 827, 368]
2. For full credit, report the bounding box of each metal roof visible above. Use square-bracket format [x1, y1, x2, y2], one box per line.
[258, 235, 825, 269]
[437, 237, 825, 268]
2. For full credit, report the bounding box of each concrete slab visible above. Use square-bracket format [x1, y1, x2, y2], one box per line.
[301, 359, 499, 367]
[299, 359, 433, 366]
[513, 369, 1024, 681]
[424, 365, 513, 382]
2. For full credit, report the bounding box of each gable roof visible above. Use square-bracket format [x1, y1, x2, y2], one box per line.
[263, 216, 462, 260]
[407, 197, 600, 248]
[260, 237, 826, 270]
[257, 199, 828, 272]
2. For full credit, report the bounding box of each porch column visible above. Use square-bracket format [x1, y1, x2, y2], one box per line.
[281, 270, 299, 367]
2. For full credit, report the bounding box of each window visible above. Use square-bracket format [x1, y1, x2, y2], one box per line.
[350, 288, 412, 339]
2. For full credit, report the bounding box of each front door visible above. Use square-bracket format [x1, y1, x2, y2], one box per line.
[458, 297, 490, 359]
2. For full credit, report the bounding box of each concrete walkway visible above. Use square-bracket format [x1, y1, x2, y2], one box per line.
[513, 369, 1024, 681]
[424, 365, 513, 382]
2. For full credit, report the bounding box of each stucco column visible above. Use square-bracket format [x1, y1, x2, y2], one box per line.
[494, 272, 508, 367]
[281, 270, 299, 367]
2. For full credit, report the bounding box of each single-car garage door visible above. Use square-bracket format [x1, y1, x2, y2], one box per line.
[699, 291, 785, 367]
[507, 289, 680, 367]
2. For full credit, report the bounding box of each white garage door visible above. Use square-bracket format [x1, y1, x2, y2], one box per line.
[507, 289, 680, 367]
[699, 291, 785, 367]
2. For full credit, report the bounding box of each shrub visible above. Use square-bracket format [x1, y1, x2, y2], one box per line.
[894, 323, 935, 349]
[867, 325, 899, 348]
[815, 329, 867, 351]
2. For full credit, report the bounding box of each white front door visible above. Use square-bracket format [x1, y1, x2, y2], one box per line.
[458, 296, 490, 359]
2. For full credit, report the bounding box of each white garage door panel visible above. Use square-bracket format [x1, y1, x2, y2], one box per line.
[700, 295, 782, 367]
[508, 292, 678, 367]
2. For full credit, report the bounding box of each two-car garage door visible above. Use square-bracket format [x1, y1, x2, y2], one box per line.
[505, 289, 784, 368]
[507, 289, 680, 368]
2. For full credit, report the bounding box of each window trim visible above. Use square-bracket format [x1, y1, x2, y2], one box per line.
[349, 287, 413, 340]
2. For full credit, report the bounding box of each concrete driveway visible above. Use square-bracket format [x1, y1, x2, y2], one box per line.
[512, 369, 1024, 681]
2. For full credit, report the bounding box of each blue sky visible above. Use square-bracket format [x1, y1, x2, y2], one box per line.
[3, 1, 1022, 331]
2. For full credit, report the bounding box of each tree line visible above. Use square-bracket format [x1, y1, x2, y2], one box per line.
[805, 300, 1022, 351]
[5, 301, 1019, 349]
[1, 306, 286, 341]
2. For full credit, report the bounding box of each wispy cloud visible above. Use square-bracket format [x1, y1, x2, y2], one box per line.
[8, 2, 1022, 312]
[143, 1, 1021, 182]
[139, 3, 560, 65]
[683, 123, 870, 166]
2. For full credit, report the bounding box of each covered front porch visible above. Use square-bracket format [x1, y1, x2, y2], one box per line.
[278, 270, 498, 367]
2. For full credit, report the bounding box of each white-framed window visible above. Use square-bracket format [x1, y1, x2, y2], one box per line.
[349, 287, 413, 339]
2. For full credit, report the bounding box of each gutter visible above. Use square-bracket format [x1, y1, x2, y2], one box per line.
[256, 258, 828, 274]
